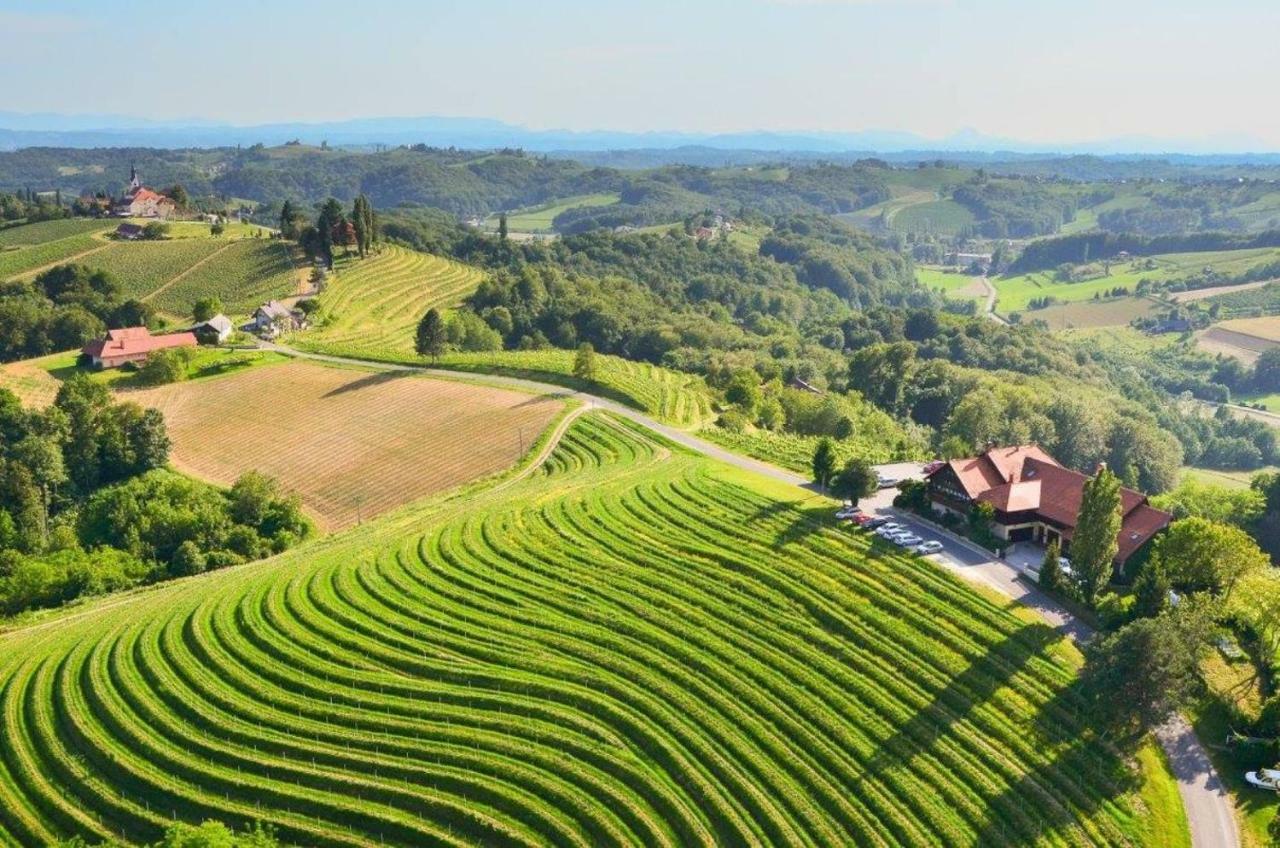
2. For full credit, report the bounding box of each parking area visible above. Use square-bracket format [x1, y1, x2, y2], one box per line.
[834, 462, 1087, 639]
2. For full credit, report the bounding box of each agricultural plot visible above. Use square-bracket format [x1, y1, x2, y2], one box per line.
[488, 193, 621, 232]
[1022, 296, 1160, 330]
[435, 349, 715, 428]
[125, 360, 564, 530]
[995, 246, 1280, 313]
[0, 352, 68, 408]
[301, 245, 485, 355]
[1196, 317, 1280, 364]
[78, 239, 227, 301]
[697, 425, 919, 474]
[890, 198, 975, 236]
[915, 266, 986, 302]
[0, 412, 1180, 847]
[148, 240, 297, 316]
[0, 231, 109, 280]
[0, 218, 113, 248]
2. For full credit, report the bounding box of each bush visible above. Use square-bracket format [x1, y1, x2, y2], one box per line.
[137, 348, 190, 385]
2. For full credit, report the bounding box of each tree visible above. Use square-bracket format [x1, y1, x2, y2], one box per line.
[1082, 598, 1213, 731]
[1155, 517, 1267, 600]
[1132, 554, 1171, 619]
[192, 297, 223, 323]
[812, 438, 837, 492]
[137, 349, 188, 386]
[141, 221, 169, 240]
[163, 185, 190, 210]
[278, 200, 302, 240]
[498, 213, 508, 241]
[1071, 465, 1122, 607]
[315, 198, 345, 267]
[1256, 348, 1280, 393]
[210, 221, 225, 237]
[1038, 538, 1062, 592]
[725, 370, 762, 415]
[830, 457, 877, 505]
[351, 195, 376, 257]
[572, 342, 598, 382]
[415, 308, 446, 362]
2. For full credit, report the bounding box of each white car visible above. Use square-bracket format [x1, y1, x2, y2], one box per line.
[875, 523, 905, 538]
[914, 540, 944, 555]
[1247, 769, 1280, 792]
[835, 507, 861, 520]
[877, 475, 900, 489]
[894, 534, 923, 547]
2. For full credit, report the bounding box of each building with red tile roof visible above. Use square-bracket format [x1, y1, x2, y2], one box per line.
[926, 444, 1171, 567]
[113, 165, 176, 219]
[81, 327, 197, 369]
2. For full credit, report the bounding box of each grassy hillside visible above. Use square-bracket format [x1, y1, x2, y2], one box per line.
[487, 193, 621, 232]
[0, 412, 1180, 846]
[0, 219, 114, 247]
[0, 226, 112, 279]
[996, 245, 1280, 313]
[301, 245, 485, 355]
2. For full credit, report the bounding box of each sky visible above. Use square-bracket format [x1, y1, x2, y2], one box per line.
[2, 0, 1278, 148]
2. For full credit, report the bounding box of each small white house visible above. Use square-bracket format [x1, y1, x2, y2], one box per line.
[193, 314, 234, 344]
[250, 301, 306, 338]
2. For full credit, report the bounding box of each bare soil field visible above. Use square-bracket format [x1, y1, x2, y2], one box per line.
[0, 355, 64, 407]
[1167, 279, 1275, 303]
[126, 360, 564, 530]
[1196, 317, 1280, 363]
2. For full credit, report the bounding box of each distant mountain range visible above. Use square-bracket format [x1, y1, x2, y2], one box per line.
[0, 112, 1277, 159]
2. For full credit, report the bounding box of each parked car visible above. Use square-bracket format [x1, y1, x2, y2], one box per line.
[923, 460, 945, 475]
[875, 523, 905, 538]
[835, 506, 862, 520]
[877, 475, 900, 489]
[914, 540, 944, 555]
[865, 516, 890, 529]
[894, 533, 924, 547]
[851, 513, 875, 527]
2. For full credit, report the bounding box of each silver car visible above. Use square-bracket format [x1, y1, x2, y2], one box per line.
[893, 533, 923, 547]
[914, 540, 944, 555]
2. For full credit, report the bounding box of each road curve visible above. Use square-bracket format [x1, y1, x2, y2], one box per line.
[269, 342, 1238, 848]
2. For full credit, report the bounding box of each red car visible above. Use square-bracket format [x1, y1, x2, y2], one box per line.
[922, 460, 945, 475]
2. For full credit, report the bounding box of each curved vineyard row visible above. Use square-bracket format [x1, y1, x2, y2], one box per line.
[0, 413, 1166, 847]
[304, 245, 485, 355]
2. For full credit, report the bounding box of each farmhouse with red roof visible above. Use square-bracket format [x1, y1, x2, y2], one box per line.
[81, 327, 197, 369]
[114, 165, 176, 219]
[925, 444, 1171, 568]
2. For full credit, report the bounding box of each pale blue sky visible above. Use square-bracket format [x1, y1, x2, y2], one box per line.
[2, 0, 1277, 147]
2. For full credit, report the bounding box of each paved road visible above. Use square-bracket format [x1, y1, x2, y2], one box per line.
[270, 342, 1239, 848]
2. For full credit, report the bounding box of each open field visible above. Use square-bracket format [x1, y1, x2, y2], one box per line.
[125, 360, 564, 530]
[1196, 317, 1280, 363]
[487, 193, 620, 232]
[891, 198, 975, 236]
[1179, 466, 1274, 490]
[301, 245, 485, 355]
[915, 266, 986, 302]
[0, 412, 1181, 846]
[1022, 296, 1161, 330]
[697, 425, 922, 473]
[1167, 280, 1273, 303]
[995, 246, 1280, 313]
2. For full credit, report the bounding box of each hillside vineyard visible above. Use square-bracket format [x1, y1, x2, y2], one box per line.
[0, 415, 1158, 846]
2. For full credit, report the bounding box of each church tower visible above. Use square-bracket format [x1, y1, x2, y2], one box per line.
[128, 164, 140, 192]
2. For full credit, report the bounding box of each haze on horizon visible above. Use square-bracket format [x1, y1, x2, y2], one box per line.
[2, 0, 1278, 151]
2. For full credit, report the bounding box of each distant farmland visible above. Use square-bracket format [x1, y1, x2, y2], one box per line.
[488, 192, 621, 232]
[126, 360, 565, 529]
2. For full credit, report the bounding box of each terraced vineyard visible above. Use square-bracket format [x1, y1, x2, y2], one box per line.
[303, 245, 485, 354]
[0, 219, 114, 248]
[149, 240, 297, 316]
[0, 230, 110, 279]
[0, 412, 1177, 847]
[81, 239, 227, 301]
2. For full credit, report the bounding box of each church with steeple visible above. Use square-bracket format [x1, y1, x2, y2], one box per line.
[114, 165, 175, 218]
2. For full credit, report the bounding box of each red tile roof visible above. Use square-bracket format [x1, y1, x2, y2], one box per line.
[82, 327, 196, 361]
[928, 444, 1172, 563]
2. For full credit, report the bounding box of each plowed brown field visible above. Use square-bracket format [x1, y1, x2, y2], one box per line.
[127, 361, 564, 530]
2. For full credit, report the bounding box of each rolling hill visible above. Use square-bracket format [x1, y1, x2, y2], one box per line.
[0, 412, 1179, 846]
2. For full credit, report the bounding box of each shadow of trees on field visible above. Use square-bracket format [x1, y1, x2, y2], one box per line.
[860, 622, 1141, 845]
[323, 370, 413, 397]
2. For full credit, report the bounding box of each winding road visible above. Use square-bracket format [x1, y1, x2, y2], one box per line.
[267, 341, 1240, 848]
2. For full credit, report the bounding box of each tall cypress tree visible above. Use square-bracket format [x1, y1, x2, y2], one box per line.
[1072, 465, 1122, 607]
